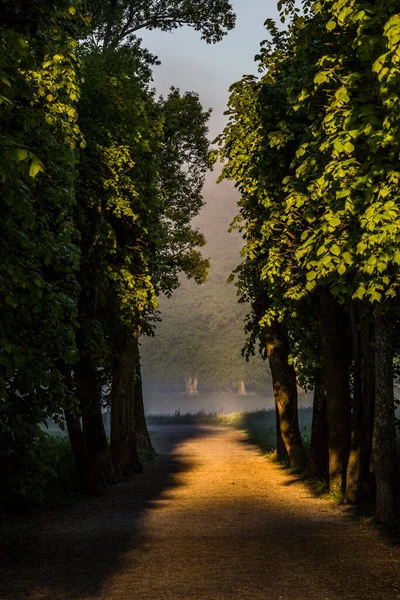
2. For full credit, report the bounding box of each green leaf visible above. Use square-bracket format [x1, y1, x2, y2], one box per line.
[29, 157, 45, 178]
[8, 148, 29, 162]
[344, 141, 355, 153]
[329, 216, 341, 227]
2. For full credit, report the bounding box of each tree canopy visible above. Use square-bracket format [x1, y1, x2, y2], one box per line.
[0, 0, 236, 507]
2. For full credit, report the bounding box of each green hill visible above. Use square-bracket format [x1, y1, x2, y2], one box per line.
[140, 168, 272, 394]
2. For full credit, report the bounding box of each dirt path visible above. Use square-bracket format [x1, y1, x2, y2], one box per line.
[2, 425, 400, 600]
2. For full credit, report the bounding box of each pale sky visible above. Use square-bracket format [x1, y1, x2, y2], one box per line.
[139, 1, 281, 140]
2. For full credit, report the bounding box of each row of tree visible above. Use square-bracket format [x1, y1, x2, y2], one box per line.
[215, 0, 400, 525]
[0, 0, 235, 509]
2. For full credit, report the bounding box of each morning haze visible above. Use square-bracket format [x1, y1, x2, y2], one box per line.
[140, 1, 283, 412]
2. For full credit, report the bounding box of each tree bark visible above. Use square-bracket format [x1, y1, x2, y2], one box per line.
[185, 376, 194, 397]
[372, 311, 397, 525]
[346, 305, 375, 504]
[319, 287, 351, 495]
[270, 405, 289, 463]
[64, 407, 92, 493]
[238, 379, 247, 395]
[76, 356, 116, 491]
[309, 382, 328, 479]
[127, 380, 143, 473]
[59, 362, 92, 493]
[193, 375, 199, 396]
[110, 330, 136, 475]
[264, 321, 305, 470]
[134, 350, 155, 454]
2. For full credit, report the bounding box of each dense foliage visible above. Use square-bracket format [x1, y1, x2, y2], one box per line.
[0, 0, 235, 509]
[215, 0, 400, 523]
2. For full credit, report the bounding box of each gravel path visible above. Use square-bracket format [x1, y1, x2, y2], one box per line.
[2, 424, 400, 600]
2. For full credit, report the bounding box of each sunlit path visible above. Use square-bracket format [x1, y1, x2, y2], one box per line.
[2, 425, 400, 600]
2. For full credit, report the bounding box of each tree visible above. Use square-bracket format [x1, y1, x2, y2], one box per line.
[73, 42, 161, 485]
[216, 0, 400, 520]
[0, 0, 237, 507]
[71, 1, 233, 488]
[0, 0, 86, 508]
[86, 0, 236, 48]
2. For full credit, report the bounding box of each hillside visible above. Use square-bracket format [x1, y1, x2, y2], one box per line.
[140, 168, 273, 394]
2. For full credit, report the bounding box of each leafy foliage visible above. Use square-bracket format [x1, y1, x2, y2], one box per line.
[0, 0, 237, 510]
[215, 0, 400, 383]
[86, 0, 236, 48]
[0, 0, 86, 508]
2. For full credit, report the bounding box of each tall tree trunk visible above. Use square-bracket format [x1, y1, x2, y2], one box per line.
[126, 335, 142, 472]
[76, 356, 116, 491]
[193, 375, 199, 396]
[110, 330, 136, 475]
[185, 376, 194, 397]
[271, 405, 289, 463]
[134, 350, 155, 454]
[64, 407, 92, 493]
[319, 287, 351, 495]
[59, 362, 92, 493]
[359, 320, 376, 501]
[346, 305, 375, 504]
[309, 382, 328, 479]
[372, 311, 397, 525]
[127, 378, 143, 473]
[238, 379, 247, 395]
[264, 321, 305, 470]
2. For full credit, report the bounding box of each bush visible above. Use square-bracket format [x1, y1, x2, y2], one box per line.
[0, 429, 78, 513]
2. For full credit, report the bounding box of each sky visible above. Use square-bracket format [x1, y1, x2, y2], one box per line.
[139, 0, 281, 140]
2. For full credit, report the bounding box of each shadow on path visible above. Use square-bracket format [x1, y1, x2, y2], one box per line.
[1, 425, 217, 600]
[2, 424, 400, 600]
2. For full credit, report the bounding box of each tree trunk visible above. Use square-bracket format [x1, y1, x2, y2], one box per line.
[309, 382, 328, 479]
[270, 405, 289, 463]
[193, 375, 199, 396]
[110, 331, 136, 476]
[346, 305, 375, 504]
[264, 321, 305, 470]
[125, 335, 143, 472]
[59, 362, 92, 493]
[319, 287, 351, 495]
[76, 356, 116, 491]
[64, 407, 92, 493]
[134, 351, 155, 454]
[185, 376, 194, 397]
[127, 380, 143, 473]
[359, 320, 376, 501]
[372, 311, 397, 525]
[238, 379, 247, 395]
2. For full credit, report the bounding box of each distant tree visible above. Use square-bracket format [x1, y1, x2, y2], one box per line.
[86, 0, 236, 48]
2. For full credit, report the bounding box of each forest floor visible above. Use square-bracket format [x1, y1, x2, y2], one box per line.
[1, 424, 400, 600]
